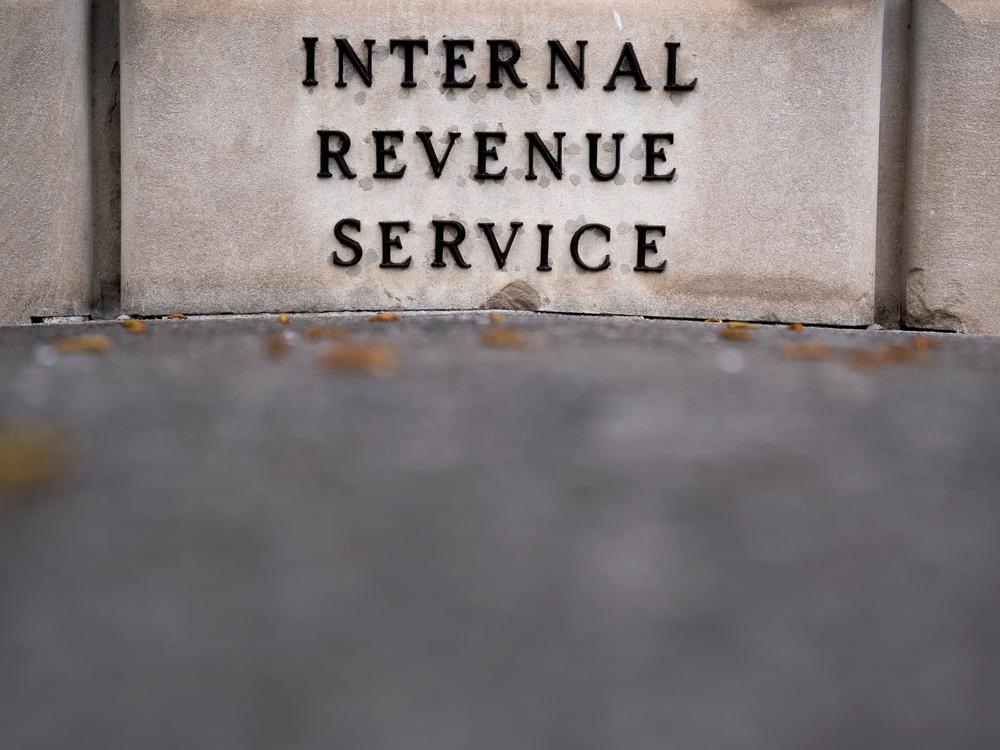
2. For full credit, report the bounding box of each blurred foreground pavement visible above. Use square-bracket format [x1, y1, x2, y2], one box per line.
[1, 312, 999, 749]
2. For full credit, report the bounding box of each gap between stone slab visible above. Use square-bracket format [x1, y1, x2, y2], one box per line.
[119, 308, 875, 332]
[15, 309, 970, 338]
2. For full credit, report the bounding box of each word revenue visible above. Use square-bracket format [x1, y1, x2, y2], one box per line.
[302, 38, 698, 93]
[331, 220, 671, 274]
[318, 131, 678, 183]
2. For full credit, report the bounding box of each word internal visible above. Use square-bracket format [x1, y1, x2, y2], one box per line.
[302, 38, 698, 93]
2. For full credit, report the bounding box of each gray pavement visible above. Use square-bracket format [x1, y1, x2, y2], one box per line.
[1, 312, 999, 749]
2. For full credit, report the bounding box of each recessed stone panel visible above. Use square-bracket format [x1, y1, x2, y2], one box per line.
[0, 0, 92, 325]
[121, 0, 882, 324]
[904, 0, 1000, 334]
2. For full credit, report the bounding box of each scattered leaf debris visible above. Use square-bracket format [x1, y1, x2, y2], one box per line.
[781, 341, 831, 360]
[480, 327, 526, 349]
[0, 425, 71, 500]
[52, 334, 111, 354]
[320, 341, 399, 376]
[121, 319, 146, 333]
[705, 317, 723, 324]
[370, 312, 401, 322]
[278, 313, 291, 325]
[787, 322, 806, 332]
[264, 334, 292, 360]
[166, 313, 188, 320]
[304, 324, 352, 342]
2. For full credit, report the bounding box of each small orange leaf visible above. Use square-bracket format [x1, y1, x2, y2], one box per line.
[370, 312, 401, 322]
[166, 313, 188, 320]
[489, 312, 504, 323]
[320, 341, 399, 376]
[787, 322, 806, 332]
[277, 313, 291, 325]
[720, 327, 753, 342]
[705, 317, 723, 324]
[52, 334, 111, 354]
[121, 319, 146, 333]
[480, 327, 526, 349]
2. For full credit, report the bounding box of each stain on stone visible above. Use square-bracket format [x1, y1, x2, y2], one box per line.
[359, 177, 373, 192]
[905, 268, 964, 332]
[570, 174, 581, 186]
[483, 280, 542, 311]
[353, 91, 367, 105]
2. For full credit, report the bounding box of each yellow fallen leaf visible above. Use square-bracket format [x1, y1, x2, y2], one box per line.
[277, 313, 291, 325]
[0, 425, 70, 498]
[370, 312, 401, 322]
[121, 319, 146, 333]
[705, 317, 723, 324]
[725, 321, 760, 330]
[320, 341, 399, 376]
[52, 334, 111, 354]
[489, 312, 504, 323]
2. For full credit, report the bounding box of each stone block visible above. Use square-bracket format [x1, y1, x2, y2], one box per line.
[121, 0, 883, 324]
[0, 0, 92, 325]
[904, 0, 1000, 333]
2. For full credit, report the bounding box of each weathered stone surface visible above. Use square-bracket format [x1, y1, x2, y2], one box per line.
[121, 0, 883, 325]
[904, 0, 1000, 333]
[0, 0, 92, 325]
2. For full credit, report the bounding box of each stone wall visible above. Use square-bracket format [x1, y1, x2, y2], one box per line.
[5, 0, 1000, 333]
[119, 0, 882, 325]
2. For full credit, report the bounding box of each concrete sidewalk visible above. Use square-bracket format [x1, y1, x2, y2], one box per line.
[1, 313, 999, 749]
